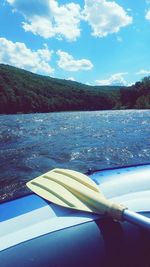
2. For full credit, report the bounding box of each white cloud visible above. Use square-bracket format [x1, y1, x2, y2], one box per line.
[145, 10, 150, 21]
[67, 77, 76, 81]
[116, 36, 123, 42]
[82, 0, 132, 37]
[127, 8, 132, 12]
[6, 0, 15, 3]
[136, 69, 150, 75]
[57, 50, 93, 71]
[86, 82, 92, 86]
[22, 16, 55, 39]
[95, 72, 128, 86]
[6, 0, 52, 17]
[0, 37, 54, 74]
[49, 1, 81, 41]
[6, 0, 133, 41]
[6, 0, 81, 41]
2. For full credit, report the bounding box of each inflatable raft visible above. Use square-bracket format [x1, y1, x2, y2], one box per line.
[0, 164, 150, 267]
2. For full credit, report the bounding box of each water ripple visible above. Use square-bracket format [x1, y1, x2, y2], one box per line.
[0, 110, 150, 201]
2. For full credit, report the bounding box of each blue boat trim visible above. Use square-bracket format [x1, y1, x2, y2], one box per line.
[0, 194, 47, 222]
[87, 162, 150, 175]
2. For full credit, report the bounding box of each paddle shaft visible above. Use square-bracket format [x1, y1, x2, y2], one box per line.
[123, 209, 150, 230]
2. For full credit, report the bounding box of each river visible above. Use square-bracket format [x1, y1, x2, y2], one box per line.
[0, 110, 150, 202]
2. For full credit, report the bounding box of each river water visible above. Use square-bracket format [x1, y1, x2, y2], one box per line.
[0, 110, 150, 202]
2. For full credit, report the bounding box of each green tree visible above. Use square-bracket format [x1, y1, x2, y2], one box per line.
[135, 95, 150, 109]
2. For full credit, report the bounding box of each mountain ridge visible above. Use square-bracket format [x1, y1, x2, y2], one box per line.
[0, 64, 150, 114]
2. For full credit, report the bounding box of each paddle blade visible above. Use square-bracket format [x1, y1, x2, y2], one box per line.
[52, 168, 100, 192]
[27, 175, 92, 213]
[27, 168, 125, 220]
[26, 168, 100, 213]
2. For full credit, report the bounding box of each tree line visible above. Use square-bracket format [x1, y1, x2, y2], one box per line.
[0, 64, 150, 114]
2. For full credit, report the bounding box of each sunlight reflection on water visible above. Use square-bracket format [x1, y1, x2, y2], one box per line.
[0, 109, 150, 201]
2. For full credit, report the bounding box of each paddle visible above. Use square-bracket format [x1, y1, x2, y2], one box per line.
[26, 168, 150, 230]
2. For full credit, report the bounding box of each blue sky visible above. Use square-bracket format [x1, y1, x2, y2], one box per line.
[0, 0, 150, 86]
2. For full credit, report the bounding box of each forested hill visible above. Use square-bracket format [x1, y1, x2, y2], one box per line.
[0, 64, 150, 114]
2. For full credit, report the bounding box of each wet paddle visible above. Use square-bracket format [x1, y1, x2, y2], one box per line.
[27, 168, 150, 230]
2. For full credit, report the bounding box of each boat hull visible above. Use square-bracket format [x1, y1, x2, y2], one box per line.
[0, 164, 150, 267]
[0, 213, 150, 267]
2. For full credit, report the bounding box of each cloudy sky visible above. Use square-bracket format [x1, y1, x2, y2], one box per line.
[0, 0, 150, 86]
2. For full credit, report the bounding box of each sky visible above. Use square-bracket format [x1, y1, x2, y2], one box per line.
[0, 0, 150, 86]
